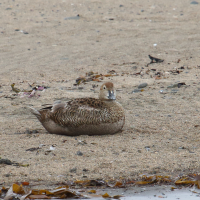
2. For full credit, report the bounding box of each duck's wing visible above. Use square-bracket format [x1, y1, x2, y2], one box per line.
[45, 98, 111, 128]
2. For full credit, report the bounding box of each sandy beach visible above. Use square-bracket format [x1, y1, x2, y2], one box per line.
[1, 0, 200, 188]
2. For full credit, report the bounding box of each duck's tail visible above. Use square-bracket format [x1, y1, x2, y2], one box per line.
[28, 107, 41, 119]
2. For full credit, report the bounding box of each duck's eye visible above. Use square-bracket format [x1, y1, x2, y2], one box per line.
[103, 86, 106, 89]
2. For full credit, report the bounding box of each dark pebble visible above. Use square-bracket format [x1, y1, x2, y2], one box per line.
[119, 5, 124, 7]
[138, 83, 148, 88]
[64, 15, 80, 20]
[26, 147, 39, 152]
[5, 174, 11, 177]
[70, 167, 77, 173]
[15, 29, 20, 31]
[190, 1, 199, 4]
[0, 159, 12, 165]
[83, 168, 89, 172]
[6, 8, 12, 10]
[31, 130, 39, 134]
[77, 151, 83, 156]
[23, 31, 29, 34]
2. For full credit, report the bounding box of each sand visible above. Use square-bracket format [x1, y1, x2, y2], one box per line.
[1, 0, 200, 187]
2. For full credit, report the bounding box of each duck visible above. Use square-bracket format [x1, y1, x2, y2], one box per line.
[30, 82, 125, 136]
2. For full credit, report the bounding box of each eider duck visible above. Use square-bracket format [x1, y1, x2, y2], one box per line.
[30, 82, 125, 136]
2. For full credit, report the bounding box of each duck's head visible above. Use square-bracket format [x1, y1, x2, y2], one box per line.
[99, 82, 116, 101]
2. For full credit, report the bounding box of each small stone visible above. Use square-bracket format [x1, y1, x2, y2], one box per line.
[24, 129, 31, 134]
[83, 168, 89, 172]
[78, 87, 84, 90]
[64, 15, 80, 20]
[138, 150, 142, 153]
[190, 1, 198, 4]
[32, 130, 39, 134]
[0, 159, 12, 165]
[70, 167, 77, 173]
[159, 90, 167, 94]
[132, 66, 137, 70]
[141, 9, 144, 12]
[77, 140, 87, 145]
[132, 89, 142, 93]
[171, 89, 178, 93]
[145, 146, 151, 151]
[6, 8, 12, 10]
[77, 151, 83, 156]
[23, 31, 29, 34]
[15, 29, 20, 31]
[5, 174, 11, 177]
[119, 5, 124, 7]
[138, 83, 148, 88]
[167, 84, 178, 88]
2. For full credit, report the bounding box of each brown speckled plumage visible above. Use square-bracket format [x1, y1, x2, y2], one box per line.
[30, 82, 125, 136]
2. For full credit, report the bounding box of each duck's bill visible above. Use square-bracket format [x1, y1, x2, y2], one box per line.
[108, 90, 116, 100]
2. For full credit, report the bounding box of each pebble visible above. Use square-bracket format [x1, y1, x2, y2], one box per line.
[179, 147, 186, 149]
[70, 167, 77, 173]
[32, 130, 39, 133]
[77, 151, 83, 156]
[159, 90, 167, 94]
[168, 83, 186, 88]
[132, 89, 142, 93]
[167, 84, 178, 88]
[64, 15, 80, 20]
[145, 146, 151, 151]
[171, 89, 178, 93]
[138, 83, 148, 88]
[24, 129, 31, 134]
[0, 159, 12, 165]
[190, 1, 199, 4]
